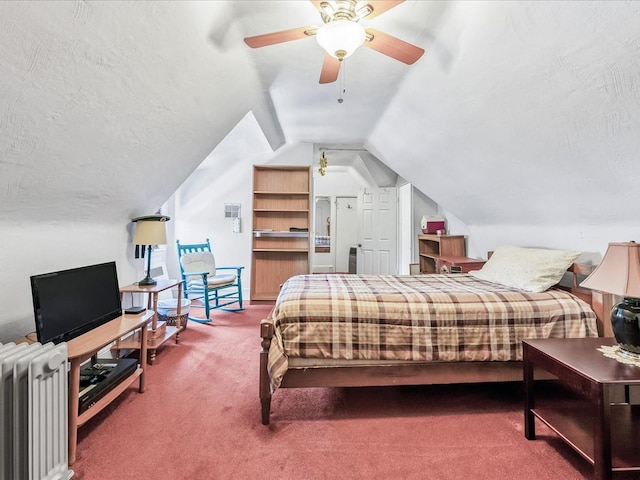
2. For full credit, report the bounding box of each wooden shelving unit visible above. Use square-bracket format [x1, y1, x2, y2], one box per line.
[251, 165, 311, 303]
[116, 279, 184, 364]
[417, 234, 466, 273]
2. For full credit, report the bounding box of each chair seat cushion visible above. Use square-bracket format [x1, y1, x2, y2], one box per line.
[187, 273, 236, 290]
[207, 273, 236, 287]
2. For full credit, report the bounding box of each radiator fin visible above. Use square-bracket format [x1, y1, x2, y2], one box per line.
[0, 341, 72, 480]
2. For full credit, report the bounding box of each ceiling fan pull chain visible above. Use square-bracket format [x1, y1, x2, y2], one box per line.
[338, 59, 346, 103]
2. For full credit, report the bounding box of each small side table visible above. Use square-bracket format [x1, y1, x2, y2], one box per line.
[117, 279, 184, 364]
[523, 337, 640, 480]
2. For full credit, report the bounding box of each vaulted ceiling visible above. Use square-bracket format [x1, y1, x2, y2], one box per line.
[1, 1, 639, 228]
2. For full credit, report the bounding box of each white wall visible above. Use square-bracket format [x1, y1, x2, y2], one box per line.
[467, 224, 640, 265]
[0, 220, 142, 342]
[411, 188, 440, 263]
[168, 127, 313, 298]
[314, 168, 366, 197]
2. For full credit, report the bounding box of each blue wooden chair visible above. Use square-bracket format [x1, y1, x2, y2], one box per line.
[176, 239, 244, 323]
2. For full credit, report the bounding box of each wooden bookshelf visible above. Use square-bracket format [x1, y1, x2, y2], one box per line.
[251, 166, 311, 303]
[417, 234, 466, 273]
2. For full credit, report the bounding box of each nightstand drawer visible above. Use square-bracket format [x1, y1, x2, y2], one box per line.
[436, 256, 486, 274]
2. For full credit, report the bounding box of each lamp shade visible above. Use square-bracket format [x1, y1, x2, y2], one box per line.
[580, 242, 640, 298]
[132, 215, 169, 245]
[316, 20, 366, 60]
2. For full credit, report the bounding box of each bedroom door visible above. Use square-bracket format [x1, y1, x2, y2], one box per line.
[357, 187, 397, 274]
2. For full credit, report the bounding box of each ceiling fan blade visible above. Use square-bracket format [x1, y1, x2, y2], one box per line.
[244, 26, 317, 48]
[359, 1, 405, 20]
[363, 28, 424, 64]
[319, 54, 341, 84]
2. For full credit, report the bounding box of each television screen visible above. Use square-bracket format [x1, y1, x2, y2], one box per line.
[31, 261, 122, 344]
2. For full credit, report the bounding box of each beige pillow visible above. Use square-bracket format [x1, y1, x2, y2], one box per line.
[469, 245, 581, 293]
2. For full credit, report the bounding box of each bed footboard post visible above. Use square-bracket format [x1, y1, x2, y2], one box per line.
[592, 291, 615, 338]
[260, 319, 274, 425]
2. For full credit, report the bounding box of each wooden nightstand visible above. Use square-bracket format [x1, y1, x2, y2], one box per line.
[435, 256, 486, 274]
[524, 337, 640, 480]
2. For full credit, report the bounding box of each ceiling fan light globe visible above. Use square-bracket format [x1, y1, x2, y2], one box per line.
[316, 20, 365, 60]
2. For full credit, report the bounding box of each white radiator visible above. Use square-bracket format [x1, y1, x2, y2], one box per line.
[0, 341, 73, 480]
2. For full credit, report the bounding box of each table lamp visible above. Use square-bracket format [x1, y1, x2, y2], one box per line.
[580, 241, 640, 359]
[132, 214, 170, 286]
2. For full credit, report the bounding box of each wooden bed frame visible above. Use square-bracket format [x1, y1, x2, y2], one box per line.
[259, 264, 612, 425]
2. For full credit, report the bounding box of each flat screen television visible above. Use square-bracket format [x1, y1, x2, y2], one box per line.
[31, 261, 122, 344]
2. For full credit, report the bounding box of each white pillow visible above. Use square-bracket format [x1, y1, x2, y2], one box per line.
[469, 245, 581, 293]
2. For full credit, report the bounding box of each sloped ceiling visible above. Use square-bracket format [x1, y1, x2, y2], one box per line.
[0, 1, 281, 222]
[368, 1, 640, 226]
[1, 1, 639, 228]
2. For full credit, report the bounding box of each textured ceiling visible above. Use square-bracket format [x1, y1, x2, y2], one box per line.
[1, 1, 639, 229]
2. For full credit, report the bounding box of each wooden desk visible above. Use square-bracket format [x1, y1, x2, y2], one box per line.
[67, 312, 153, 465]
[435, 256, 486, 274]
[524, 337, 640, 480]
[117, 279, 184, 364]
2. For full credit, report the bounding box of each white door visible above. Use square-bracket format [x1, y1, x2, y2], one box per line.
[357, 187, 398, 274]
[334, 196, 358, 273]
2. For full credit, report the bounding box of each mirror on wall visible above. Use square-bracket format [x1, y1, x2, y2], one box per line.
[314, 196, 331, 253]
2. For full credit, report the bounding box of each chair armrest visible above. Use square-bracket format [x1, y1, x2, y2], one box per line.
[217, 266, 245, 271]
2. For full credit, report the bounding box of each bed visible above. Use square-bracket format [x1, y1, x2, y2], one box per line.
[259, 247, 610, 425]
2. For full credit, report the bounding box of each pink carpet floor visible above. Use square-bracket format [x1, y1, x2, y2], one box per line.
[69, 305, 611, 479]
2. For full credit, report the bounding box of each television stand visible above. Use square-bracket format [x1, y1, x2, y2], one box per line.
[66, 311, 153, 465]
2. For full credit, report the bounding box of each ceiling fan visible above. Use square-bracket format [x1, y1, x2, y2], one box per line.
[243, 0, 425, 84]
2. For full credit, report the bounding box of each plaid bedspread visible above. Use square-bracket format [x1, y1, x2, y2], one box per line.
[266, 274, 598, 391]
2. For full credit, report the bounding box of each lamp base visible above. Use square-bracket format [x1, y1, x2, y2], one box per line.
[137, 275, 157, 286]
[137, 246, 157, 286]
[611, 298, 640, 359]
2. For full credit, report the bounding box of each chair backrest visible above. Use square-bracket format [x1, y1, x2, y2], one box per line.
[176, 239, 213, 280]
[180, 251, 216, 276]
